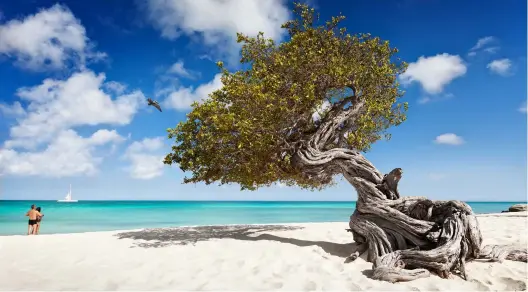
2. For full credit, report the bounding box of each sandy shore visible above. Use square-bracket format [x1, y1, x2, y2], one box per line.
[1, 213, 526, 291]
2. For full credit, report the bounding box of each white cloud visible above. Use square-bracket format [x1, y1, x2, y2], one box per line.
[0, 129, 124, 177]
[3, 70, 144, 149]
[468, 37, 500, 57]
[483, 46, 499, 54]
[399, 54, 467, 94]
[487, 59, 512, 76]
[519, 102, 527, 114]
[417, 93, 454, 105]
[0, 70, 145, 177]
[154, 60, 199, 99]
[417, 97, 432, 104]
[104, 81, 127, 94]
[470, 36, 496, 51]
[163, 74, 223, 110]
[89, 129, 125, 145]
[312, 100, 331, 122]
[145, 0, 290, 64]
[123, 137, 166, 180]
[434, 133, 465, 146]
[0, 101, 26, 117]
[167, 60, 195, 79]
[0, 4, 105, 71]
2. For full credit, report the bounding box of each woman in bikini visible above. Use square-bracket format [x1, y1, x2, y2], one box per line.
[34, 207, 44, 235]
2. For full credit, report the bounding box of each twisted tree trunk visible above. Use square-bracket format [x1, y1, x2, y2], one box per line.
[293, 143, 527, 282]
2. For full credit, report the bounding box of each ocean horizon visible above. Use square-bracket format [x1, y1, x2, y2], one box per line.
[1, 200, 525, 236]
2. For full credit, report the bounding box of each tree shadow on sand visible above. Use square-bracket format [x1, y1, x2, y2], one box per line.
[115, 224, 361, 258]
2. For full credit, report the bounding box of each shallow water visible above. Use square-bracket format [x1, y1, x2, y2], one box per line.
[0, 200, 523, 235]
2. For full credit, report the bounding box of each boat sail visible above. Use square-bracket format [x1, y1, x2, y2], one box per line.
[57, 184, 78, 203]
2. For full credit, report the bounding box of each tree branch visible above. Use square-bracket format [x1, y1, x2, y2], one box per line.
[313, 95, 364, 150]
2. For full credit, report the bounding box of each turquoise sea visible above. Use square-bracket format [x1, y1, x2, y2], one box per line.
[0, 200, 523, 236]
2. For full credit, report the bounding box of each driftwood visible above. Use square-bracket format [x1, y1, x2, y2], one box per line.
[289, 97, 527, 283]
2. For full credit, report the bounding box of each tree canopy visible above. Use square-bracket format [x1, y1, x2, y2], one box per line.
[164, 3, 408, 190]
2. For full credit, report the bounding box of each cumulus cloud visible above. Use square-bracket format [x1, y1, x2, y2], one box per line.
[434, 133, 465, 146]
[144, 0, 290, 64]
[104, 81, 127, 94]
[487, 59, 512, 76]
[0, 4, 105, 71]
[154, 60, 200, 99]
[167, 60, 196, 79]
[0, 129, 124, 177]
[163, 74, 223, 110]
[123, 137, 166, 179]
[3, 70, 144, 149]
[399, 54, 467, 94]
[0, 101, 25, 117]
[0, 70, 145, 177]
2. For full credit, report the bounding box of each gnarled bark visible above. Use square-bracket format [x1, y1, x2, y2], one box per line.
[287, 92, 527, 282]
[293, 142, 527, 282]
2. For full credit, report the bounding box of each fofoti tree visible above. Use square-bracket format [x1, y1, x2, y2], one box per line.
[165, 4, 526, 282]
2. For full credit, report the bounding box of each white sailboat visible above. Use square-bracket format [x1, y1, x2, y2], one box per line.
[57, 184, 78, 203]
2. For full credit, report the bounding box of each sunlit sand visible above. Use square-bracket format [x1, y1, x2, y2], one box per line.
[0, 212, 526, 291]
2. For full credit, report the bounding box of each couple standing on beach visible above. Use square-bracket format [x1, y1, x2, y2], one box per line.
[26, 204, 44, 235]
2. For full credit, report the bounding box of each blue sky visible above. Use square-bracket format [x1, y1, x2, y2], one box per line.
[0, 0, 526, 201]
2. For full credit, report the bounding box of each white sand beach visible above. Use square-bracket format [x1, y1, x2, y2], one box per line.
[0, 212, 526, 291]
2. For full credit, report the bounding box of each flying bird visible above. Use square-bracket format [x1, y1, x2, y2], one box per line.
[147, 98, 162, 112]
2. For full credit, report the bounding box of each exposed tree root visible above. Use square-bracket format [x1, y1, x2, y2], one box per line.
[342, 167, 528, 282]
[291, 116, 527, 283]
[344, 242, 368, 263]
[479, 244, 528, 263]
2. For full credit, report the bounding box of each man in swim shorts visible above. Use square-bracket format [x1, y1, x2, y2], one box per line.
[25, 204, 42, 235]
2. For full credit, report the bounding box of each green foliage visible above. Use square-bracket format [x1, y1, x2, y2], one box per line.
[165, 3, 408, 190]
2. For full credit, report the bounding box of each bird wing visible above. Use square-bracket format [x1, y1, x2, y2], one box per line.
[153, 102, 162, 112]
